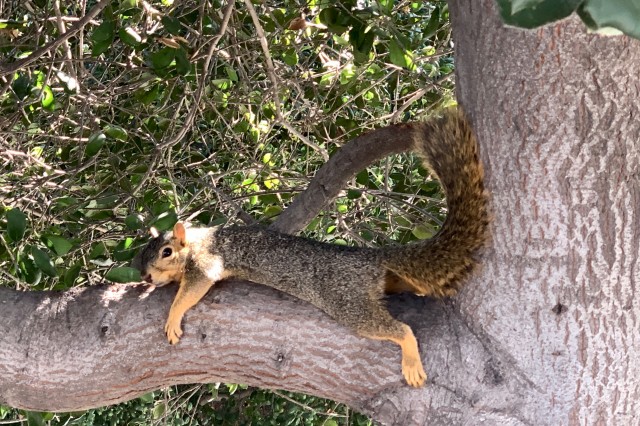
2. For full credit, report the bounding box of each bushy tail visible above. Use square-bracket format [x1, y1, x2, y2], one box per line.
[381, 108, 489, 297]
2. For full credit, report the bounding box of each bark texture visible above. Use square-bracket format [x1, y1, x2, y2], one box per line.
[1, 1, 640, 425]
[450, 1, 640, 424]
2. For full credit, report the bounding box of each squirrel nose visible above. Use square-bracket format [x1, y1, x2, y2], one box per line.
[144, 274, 153, 283]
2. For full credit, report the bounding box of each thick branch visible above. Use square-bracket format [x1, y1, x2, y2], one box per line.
[0, 281, 524, 424]
[270, 125, 413, 234]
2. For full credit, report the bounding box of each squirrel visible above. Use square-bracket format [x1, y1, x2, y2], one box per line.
[132, 108, 488, 388]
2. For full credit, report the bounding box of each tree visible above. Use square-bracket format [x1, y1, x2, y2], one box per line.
[2, 0, 639, 424]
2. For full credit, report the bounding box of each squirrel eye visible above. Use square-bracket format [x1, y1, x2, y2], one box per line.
[161, 247, 173, 258]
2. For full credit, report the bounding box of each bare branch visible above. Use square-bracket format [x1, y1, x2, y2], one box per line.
[270, 124, 414, 235]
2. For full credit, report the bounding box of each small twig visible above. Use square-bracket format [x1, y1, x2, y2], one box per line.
[382, 88, 428, 122]
[242, 0, 281, 114]
[277, 120, 329, 162]
[157, 0, 234, 150]
[242, 0, 329, 161]
[53, 0, 75, 73]
[208, 174, 257, 226]
[271, 390, 346, 418]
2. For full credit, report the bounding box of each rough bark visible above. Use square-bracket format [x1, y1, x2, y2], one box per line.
[1, 1, 640, 425]
[450, 1, 640, 424]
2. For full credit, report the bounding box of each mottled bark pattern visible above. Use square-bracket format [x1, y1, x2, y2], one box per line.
[451, 1, 640, 424]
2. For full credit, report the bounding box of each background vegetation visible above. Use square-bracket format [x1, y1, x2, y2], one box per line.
[0, 0, 452, 423]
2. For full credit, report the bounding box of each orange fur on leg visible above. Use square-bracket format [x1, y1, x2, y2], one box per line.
[364, 323, 426, 387]
[165, 279, 214, 344]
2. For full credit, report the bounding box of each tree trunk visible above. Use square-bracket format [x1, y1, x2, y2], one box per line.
[1, 1, 639, 425]
[450, 0, 640, 424]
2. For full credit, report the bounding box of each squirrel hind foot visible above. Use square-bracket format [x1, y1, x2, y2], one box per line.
[360, 320, 427, 388]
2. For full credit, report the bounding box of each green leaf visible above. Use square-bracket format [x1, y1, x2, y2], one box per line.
[12, 74, 31, 100]
[41, 85, 54, 109]
[26, 411, 45, 426]
[263, 205, 282, 219]
[19, 254, 41, 285]
[119, 27, 142, 46]
[175, 48, 191, 75]
[225, 66, 238, 82]
[89, 242, 107, 259]
[152, 210, 178, 231]
[346, 189, 362, 199]
[45, 235, 73, 256]
[318, 7, 351, 34]
[282, 49, 298, 66]
[511, 0, 546, 14]
[496, 0, 580, 28]
[113, 237, 136, 261]
[104, 124, 128, 141]
[6, 208, 27, 242]
[412, 223, 437, 240]
[92, 20, 115, 42]
[424, 6, 440, 38]
[578, 0, 640, 39]
[161, 16, 182, 35]
[339, 64, 357, 85]
[350, 25, 375, 63]
[378, 0, 394, 15]
[152, 402, 166, 419]
[150, 47, 176, 70]
[63, 263, 82, 287]
[31, 247, 57, 277]
[387, 38, 415, 70]
[86, 132, 106, 157]
[105, 266, 141, 283]
[91, 20, 115, 56]
[136, 84, 161, 105]
[139, 392, 155, 403]
[120, 0, 138, 11]
[125, 214, 143, 230]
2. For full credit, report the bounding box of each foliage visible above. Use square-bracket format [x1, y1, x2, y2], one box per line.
[1, 385, 372, 425]
[496, 0, 640, 39]
[0, 0, 452, 423]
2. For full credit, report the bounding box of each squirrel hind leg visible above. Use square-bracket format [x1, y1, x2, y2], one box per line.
[358, 316, 426, 388]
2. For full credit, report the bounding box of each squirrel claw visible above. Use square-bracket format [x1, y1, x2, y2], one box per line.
[402, 358, 427, 388]
[164, 321, 183, 345]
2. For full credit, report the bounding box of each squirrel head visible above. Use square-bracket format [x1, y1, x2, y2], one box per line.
[132, 222, 190, 286]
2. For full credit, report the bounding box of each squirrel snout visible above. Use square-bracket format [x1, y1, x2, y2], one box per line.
[143, 274, 153, 284]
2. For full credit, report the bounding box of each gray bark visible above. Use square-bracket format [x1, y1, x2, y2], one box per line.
[451, 0, 640, 424]
[1, 1, 639, 425]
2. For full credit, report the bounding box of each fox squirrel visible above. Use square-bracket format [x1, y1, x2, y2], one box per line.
[132, 108, 488, 388]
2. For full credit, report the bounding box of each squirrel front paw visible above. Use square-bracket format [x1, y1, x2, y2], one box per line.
[402, 356, 427, 388]
[164, 319, 183, 345]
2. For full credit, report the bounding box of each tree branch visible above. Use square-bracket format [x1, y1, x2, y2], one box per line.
[0, 280, 524, 424]
[270, 124, 414, 234]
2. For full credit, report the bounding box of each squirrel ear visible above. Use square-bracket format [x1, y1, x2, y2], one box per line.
[149, 227, 160, 238]
[173, 222, 187, 246]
